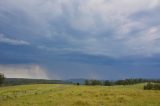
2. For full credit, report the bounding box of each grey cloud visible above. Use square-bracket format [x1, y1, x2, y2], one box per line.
[0, 34, 30, 45]
[0, 0, 160, 57]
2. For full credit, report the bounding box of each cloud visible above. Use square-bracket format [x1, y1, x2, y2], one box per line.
[0, 34, 30, 45]
[1, 0, 160, 80]
[0, 64, 49, 79]
[0, 0, 160, 57]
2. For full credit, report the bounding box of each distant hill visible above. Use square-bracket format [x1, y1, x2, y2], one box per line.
[3, 78, 69, 86]
[3, 78, 87, 86]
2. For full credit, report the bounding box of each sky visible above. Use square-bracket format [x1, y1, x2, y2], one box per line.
[0, 0, 160, 80]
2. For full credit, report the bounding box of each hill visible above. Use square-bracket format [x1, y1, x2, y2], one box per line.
[3, 78, 68, 86]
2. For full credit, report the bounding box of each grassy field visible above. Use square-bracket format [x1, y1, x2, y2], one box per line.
[0, 84, 160, 106]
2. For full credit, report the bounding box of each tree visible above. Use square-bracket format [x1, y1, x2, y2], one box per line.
[85, 80, 89, 85]
[144, 82, 153, 90]
[0, 73, 5, 86]
[90, 80, 102, 85]
[85, 80, 102, 85]
[104, 80, 112, 86]
[144, 82, 160, 90]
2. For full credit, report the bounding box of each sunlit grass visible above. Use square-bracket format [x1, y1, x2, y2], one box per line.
[0, 84, 160, 106]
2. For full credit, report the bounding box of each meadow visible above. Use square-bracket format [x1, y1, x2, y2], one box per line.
[0, 84, 160, 106]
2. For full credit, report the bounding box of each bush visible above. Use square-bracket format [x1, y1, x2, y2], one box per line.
[144, 83, 160, 90]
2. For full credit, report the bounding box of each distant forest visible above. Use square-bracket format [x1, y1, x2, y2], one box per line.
[0, 72, 160, 89]
[84, 79, 160, 86]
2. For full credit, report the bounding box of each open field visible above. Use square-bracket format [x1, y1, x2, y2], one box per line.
[0, 84, 160, 106]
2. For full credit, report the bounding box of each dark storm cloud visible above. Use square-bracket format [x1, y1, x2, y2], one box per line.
[0, 0, 160, 79]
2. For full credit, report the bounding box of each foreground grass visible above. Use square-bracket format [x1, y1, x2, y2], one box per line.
[0, 84, 160, 106]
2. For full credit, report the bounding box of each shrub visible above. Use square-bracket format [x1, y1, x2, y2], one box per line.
[144, 83, 160, 90]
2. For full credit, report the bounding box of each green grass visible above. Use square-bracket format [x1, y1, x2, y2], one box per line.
[0, 84, 160, 106]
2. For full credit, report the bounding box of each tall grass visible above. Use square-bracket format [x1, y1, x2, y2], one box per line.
[0, 84, 160, 106]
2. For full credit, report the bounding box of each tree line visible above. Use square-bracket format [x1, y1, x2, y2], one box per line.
[84, 79, 160, 86]
[1, 72, 160, 90]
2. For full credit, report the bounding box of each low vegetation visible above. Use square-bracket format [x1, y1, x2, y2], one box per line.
[0, 84, 160, 106]
[0, 73, 159, 105]
[144, 83, 160, 90]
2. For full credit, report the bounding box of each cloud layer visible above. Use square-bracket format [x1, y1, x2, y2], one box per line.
[0, 34, 30, 45]
[1, 0, 160, 57]
[0, 0, 160, 79]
